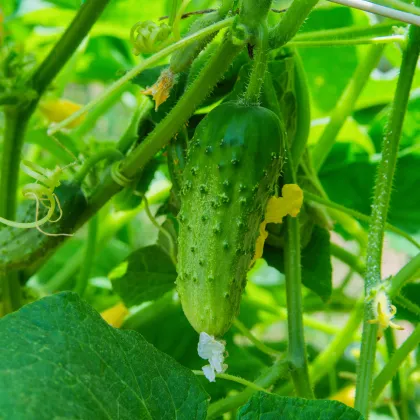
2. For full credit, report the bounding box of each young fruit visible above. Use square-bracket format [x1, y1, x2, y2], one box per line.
[0, 181, 87, 273]
[176, 101, 286, 337]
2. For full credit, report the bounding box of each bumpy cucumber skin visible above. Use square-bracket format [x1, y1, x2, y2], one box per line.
[0, 181, 87, 273]
[177, 102, 285, 337]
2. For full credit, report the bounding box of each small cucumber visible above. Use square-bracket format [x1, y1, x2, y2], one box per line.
[0, 181, 87, 273]
[177, 101, 286, 337]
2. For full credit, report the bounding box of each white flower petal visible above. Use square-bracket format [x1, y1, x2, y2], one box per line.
[202, 365, 216, 382]
[197, 332, 228, 382]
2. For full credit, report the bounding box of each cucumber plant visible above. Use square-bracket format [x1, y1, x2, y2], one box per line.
[1, 0, 420, 419]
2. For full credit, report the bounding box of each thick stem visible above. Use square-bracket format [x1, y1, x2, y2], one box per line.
[74, 215, 98, 296]
[312, 45, 385, 171]
[355, 12, 420, 416]
[269, 0, 319, 47]
[0, 108, 30, 218]
[290, 50, 311, 167]
[283, 152, 314, 398]
[0, 108, 29, 313]
[244, 23, 269, 104]
[371, 325, 420, 403]
[284, 216, 314, 398]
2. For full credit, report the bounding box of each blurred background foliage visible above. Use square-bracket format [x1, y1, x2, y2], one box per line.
[1, 0, 419, 417]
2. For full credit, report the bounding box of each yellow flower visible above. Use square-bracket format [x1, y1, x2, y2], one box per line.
[39, 98, 85, 128]
[142, 68, 175, 111]
[251, 184, 304, 265]
[368, 289, 404, 340]
[330, 385, 356, 408]
[100, 302, 129, 328]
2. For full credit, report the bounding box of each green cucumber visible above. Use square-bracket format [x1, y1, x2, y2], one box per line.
[0, 181, 87, 273]
[176, 101, 286, 337]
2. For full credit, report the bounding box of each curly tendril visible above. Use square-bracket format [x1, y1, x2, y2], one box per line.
[130, 20, 171, 55]
[0, 160, 73, 236]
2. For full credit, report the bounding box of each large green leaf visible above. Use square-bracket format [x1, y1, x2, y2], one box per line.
[0, 292, 208, 419]
[300, 225, 332, 302]
[296, 7, 359, 116]
[111, 244, 177, 307]
[263, 224, 332, 302]
[238, 392, 364, 419]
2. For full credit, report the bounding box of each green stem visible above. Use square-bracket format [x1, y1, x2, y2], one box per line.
[48, 17, 235, 135]
[304, 190, 420, 250]
[312, 44, 385, 171]
[371, 325, 420, 402]
[73, 83, 129, 138]
[233, 318, 282, 357]
[192, 370, 269, 392]
[244, 296, 350, 335]
[276, 299, 364, 396]
[139, 193, 177, 265]
[269, 0, 319, 48]
[330, 243, 365, 276]
[284, 216, 314, 398]
[309, 304, 364, 389]
[355, 12, 420, 416]
[282, 152, 313, 398]
[394, 295, 420, 317]
[207, 359, 289, 419]
[293, 22, 400, 42]
[384, 328, 405, 419]
[389, 252, 420, 297]
[245, 23, 269, 104]
[289, 35, 404, 47]
[290, 50, 311, 167]
[0, 108, 28, 313]
[74, 215, 98, 296]
[74, 149, 124, 184]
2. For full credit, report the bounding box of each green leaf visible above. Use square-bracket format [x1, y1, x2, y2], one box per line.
[0, 292, 208, 420]
[320, 143, 420, 235]
[301, 225, 333, 302]
[237, 392, 364, 419]
[297, 7, 359, 117]
[395, 283, 420, 323]
[263, 224, 332, 302]
[111, 244, 177, 307]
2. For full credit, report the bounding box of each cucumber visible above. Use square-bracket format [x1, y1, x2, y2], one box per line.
[0, 181, 87, 273]
[176, 101, 285, 337]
